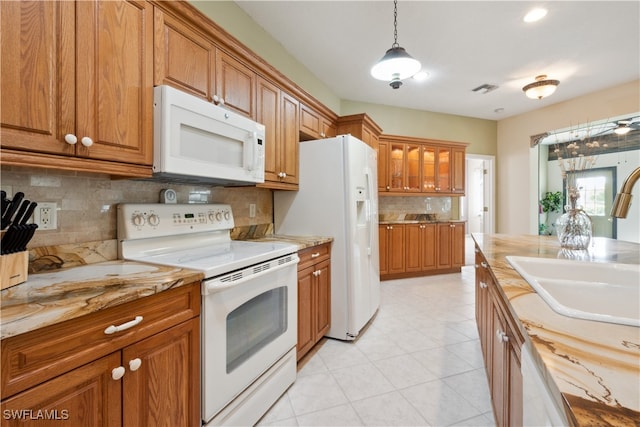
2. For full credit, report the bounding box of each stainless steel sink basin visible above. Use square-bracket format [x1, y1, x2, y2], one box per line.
[506, 256, 640, 327]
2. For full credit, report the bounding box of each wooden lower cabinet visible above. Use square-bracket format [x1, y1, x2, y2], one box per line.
[380, 222, 464, 280]
[475, 248, 523, 426]
[296, 243, 331, 361]
[1, 283, 201, 427]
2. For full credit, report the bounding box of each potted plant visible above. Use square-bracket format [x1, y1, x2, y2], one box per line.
[539, 191, 562, 235]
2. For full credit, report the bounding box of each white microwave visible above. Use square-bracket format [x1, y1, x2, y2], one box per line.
[153, 85, 266, 186]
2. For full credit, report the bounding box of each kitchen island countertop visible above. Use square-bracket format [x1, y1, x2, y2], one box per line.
[473, 233, 640, 426]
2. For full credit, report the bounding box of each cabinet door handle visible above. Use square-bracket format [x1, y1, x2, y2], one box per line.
[480, 261, 488, 268]
[479, 281, 488, 289]
[104, 316, 143, 335]
[64, 134, 78, 145]
[311, 252, 320, 258]
[80, 136, 93, 147]
[112, 366, 125, 380]
[129, 358, 142, 372]
[313, 270, 321, 276]
[496, 329, 509, 343]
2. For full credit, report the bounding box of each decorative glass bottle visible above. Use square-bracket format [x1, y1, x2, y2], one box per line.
[555, 187, 592, 250]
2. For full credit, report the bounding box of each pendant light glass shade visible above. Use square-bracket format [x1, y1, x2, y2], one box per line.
[523, 75, 560, 99]
[371, 46, 422, 81]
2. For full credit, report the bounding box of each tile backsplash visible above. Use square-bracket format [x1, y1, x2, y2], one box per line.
[1, 167, 273, 248]
[378, 195, 459, 221]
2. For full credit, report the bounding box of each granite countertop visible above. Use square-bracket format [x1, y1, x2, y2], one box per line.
[250, 234, 333, 250]
[1, 235, 330, 341]
[0, 260, 203, 340]
[472, 233, 640, 426]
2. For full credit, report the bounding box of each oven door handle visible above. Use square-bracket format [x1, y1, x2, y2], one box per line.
[203, 254, 299, 295]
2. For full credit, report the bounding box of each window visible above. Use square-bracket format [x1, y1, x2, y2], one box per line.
[576, 176, 606, 216]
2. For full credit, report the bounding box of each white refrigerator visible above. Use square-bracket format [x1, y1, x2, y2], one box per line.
[274, 135, 380, 340]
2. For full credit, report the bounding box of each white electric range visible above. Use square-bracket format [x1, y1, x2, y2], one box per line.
[117, 203, 299, 426]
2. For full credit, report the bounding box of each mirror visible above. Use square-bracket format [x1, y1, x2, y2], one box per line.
[535, 114, 640, 243]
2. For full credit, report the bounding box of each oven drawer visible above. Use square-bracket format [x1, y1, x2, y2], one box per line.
[1, 282, 200, 399]
[298, 243, 331, 270]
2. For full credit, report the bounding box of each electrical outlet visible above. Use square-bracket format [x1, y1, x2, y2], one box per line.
[249, 203, 256, 218]
[34, 202, 58, 230]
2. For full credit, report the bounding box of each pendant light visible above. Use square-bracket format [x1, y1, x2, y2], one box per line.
[371, 0, 421, 89]
[522, 75, 560, 99]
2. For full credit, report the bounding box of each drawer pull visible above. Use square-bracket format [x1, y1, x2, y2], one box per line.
[311, 252, 320, 258]
[112, 366, 125, 380]
[104, 316, 143, 335]
[129, 358, 142, 372]
[480, 262, 488, 268]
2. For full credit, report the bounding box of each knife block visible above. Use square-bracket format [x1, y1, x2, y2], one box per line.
[0, 251, 29, 290]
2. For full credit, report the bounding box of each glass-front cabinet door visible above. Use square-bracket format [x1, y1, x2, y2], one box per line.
[390, 143, 405, 191]
[437, 147, 451, 192]
[406, 145, 421, 192]
[422, 146, 436, 191]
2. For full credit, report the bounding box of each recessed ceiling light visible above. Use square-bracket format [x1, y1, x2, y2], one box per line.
[412, 71, 430, 82]
[524, 8, 548, 23]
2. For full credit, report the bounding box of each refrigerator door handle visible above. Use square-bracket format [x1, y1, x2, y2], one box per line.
[365, 169, 374, 256]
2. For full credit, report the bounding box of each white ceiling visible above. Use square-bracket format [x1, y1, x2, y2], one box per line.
[233, 1, 640, 120]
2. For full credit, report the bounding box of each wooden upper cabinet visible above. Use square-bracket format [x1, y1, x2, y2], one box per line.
[451, 146, 466, 194]
[154, 7, 215, 99]
[378, 140, 389, 192]
[257, 77, 299, 189]
[215, 51, 256, 118]
[279, 92, 300, 185]
[1, 0, 153, 172]
[335, 113, 382, 150]
[380, 135, 467, 196]
[1, 1, 75, 156]
[257, 77, 281, 184]
[299, 103, 337, 141]
[75, 0, 153, 165]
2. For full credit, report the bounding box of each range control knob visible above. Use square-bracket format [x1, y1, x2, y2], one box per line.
[215, 212, 223, 221]
[131, 213, 145, 227]
[223, 211, 231, 221]
[208, 212, 216, 223]
[148, 213, 160, 227]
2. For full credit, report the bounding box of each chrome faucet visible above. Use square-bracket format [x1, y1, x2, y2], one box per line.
[611, 166, 640, 218]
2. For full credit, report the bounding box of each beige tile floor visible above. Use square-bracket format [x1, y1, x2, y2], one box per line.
[258, 240, 496, 426]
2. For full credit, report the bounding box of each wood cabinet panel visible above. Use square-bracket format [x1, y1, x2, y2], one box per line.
[297, 266, 315, 359]
[1, 283, 200, 399]
[335, 113, 382, 150]
[475, 247, 523, 427]
[297, 244, 331, 361]
[257, 77, 280, 184]
[377, 140, 389, 192]
[1, 0, 153, 175]
[1, 283, 200, 426]
[381, 222, 462, 280]
[279, 91, 299, 186]
[75, 0, 153, 165]
[0, 1, 75, 156]
[154, 8, 214, 99]
[123, 317, 200, 427]
[215, 51, 256, 118]
[0, 353, 121, 427]
[387, 225, 405, 275]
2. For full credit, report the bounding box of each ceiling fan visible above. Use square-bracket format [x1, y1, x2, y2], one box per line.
[613, 117, 640, 135]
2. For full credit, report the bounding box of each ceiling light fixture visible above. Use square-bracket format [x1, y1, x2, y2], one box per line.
[523, 8, 548, 23]
[613, 123, 632, 135]
[371, 0, 421, 89]
[522, 74, 560, 99]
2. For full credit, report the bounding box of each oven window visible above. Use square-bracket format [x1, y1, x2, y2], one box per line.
[226, 286, 288, 373]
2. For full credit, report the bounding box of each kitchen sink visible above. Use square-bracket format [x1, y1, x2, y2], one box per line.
[506, 256, 640, 327]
